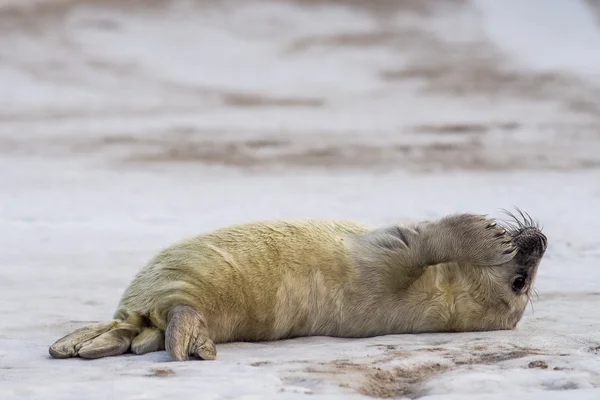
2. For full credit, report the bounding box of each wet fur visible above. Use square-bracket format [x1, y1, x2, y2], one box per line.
[49, 211, 546, 361]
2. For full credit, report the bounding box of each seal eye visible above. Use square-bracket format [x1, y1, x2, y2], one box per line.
[511, 276, 527, 292]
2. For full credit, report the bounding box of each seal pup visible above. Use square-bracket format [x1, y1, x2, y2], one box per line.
[49, 209, 547, 361]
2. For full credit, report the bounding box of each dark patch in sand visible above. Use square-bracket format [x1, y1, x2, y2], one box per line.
[221, 92, 324, 108]
[381, 56, 600, 119]
[414, 123, 489, 135]
[414, 122, 520, 135]
[455, 348, 544, 365]
[147, 367, 175, 377]
[368, 344, 398, 350]
[5, 129, 600, 172]
[300, 359, 449, 399]
[288, 30, 399, 53]
[274, 0, 467, 19]
[528, 360, 549, 369]
[286, 343, 549, 399]
[359, 363, 449, 399]
[0, 0, 168, 35]
[418, 347, 446, 353]
[250, 361, 272, 367]
[543, 381, 581, 391]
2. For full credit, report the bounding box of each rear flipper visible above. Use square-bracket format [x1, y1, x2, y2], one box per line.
[131, 327, 165, 355]
[166, 305, 216, 361]
[49, 319, 141, 359]
[49, 306, 215, 361]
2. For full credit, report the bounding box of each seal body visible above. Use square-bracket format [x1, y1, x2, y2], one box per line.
[49, 212, 547, 361]
[117, 220, 371, 343]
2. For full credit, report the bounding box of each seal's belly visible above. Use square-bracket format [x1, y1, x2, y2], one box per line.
[207, 269, 348, 343]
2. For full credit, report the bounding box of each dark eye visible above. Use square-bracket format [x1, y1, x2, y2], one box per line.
[511, 276, 527, 292]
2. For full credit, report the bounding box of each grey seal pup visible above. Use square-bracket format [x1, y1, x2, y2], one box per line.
[49, 209, 547, 361]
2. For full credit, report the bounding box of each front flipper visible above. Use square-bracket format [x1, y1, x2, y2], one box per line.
[358, 213, 517, 271]
[415, 213, 517, 266]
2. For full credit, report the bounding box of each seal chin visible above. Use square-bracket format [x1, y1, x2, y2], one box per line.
[514, 227, 547, 255]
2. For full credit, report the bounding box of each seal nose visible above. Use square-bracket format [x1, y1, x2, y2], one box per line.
[514, 228, 547, 254]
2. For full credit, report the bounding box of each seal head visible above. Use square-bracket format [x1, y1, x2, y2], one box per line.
[488, 210, 547, 329]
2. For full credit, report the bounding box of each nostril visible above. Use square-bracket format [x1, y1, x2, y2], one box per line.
[539, 233, 548, 250]
[534, 235, 545, 251]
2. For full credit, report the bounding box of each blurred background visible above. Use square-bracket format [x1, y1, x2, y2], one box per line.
[2, 0, 600, 173]
[1, 0, 600, 279]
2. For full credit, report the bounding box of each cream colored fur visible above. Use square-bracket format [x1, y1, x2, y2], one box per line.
[49, 213, 546, 361]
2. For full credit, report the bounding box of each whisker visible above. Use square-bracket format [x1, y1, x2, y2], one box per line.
[524, 210, 535, 227]
[498, 219, 513, 229]
[499, 208, 524, 229]
[522, 210, 534, 226]
[515, 207, 530, 228]
[499, 207, 544, 240]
